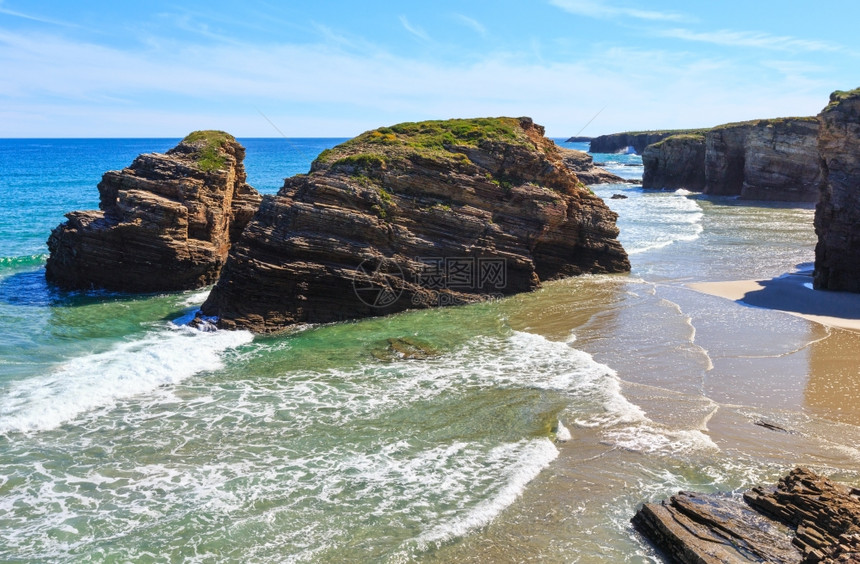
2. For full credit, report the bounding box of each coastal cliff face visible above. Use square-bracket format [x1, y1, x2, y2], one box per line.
[642, 118, 820, 201]
[557, 147, 627, 184]
[815, 88, 860, 292]
[641, 134, 706, 191]
[589, 130, 703, 155]
[46, 132, 261, 292]
[200, 117, 630, 332]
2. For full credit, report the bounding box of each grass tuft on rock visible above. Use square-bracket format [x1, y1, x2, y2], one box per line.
[182, 130, 235, 171]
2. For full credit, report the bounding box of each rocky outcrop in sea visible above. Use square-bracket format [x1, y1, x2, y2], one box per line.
[558, 147, 629, 184]
[641, 134, 706, 192]
[633, 467, 860, 563]
[589, 130, 705, 155]
[642, 118, 821, 202]
[815, 88, 860, 292]
[200, 117, 630, 332]
[46, 131, 261, 292]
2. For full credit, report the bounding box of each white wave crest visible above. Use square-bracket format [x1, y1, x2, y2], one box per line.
[0, 326, 253, 434]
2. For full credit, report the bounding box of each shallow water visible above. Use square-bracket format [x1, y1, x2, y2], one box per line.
[1, 139, 858, 562]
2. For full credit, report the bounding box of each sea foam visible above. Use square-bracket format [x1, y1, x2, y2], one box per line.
[0, 325, 253, 434]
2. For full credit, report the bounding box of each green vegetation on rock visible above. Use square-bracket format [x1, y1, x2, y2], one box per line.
[824, 88, 860, 111]
[314, 117, 532, 170]
[182, 130, 235, 171]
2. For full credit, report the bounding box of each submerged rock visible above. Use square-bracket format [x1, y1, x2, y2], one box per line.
[46, 132, 261, 292]
[200, 117, 629, 332]
[815, 87, 860, 292]
[633, 467, 860, 563]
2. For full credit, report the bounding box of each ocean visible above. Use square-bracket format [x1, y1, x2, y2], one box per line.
[1, 138, 859, 562]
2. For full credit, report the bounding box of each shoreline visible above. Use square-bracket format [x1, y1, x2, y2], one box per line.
[689, 270, 860, 331]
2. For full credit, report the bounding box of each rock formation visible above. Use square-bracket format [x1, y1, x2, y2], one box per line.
[589, 130, 705, 155]
[642, 118, 821, 202]
[564, 136, 592, 143]
[815, 88, 860, 292]
[46, 131, 261, 292]
[558, 147, 628, 184]
[632, 467, 860, 563]
[642, 134, 706, 191]
[200, 117, 630, 332]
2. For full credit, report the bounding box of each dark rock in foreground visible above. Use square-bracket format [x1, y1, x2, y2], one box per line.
[46, 132, 261, 292]
[815, 87, 860, 292]
[642, 118, 820, 201]
[201, 117, 630, 332]
[633, 467, 860, 563]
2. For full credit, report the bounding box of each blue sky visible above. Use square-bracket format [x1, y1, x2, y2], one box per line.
[1, 0, 857, 137]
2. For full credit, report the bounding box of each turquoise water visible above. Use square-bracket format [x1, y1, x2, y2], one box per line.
[2, 138, 859, 562]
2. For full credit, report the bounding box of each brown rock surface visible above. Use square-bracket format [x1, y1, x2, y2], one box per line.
[46, 131, 261, 292]
[200, 117, 629, 332]
[815, 88, 860, 292]
[633, 468, 860, 564]
[558, 147, 629, 184]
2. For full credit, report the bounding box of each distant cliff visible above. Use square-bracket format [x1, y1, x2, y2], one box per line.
[46, 132, 261, 292]
[642, 118, 821, 202]
[589, 129, 706, 154]
[641, 134, 706, 191]
[815, 88, 860, 292]
[200, 117, 629, 332]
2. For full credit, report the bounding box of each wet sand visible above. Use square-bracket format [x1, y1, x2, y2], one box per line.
[689, 270, 860, 331]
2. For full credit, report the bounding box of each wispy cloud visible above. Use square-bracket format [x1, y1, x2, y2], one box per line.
[659, 27, 843, 53]
[398, 15, 430, 41]
[549, 0, 689, 23]
[452, 14, 487, 37]
[0, 2, 79, 28]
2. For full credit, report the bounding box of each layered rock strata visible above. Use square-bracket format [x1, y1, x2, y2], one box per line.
[641, 134, 706, 191]
[200, 117, 630, 332]
[815, 88, 860, 292]
[632, 468, 860, 563]
[642, 118, 820, 201]
[558, 147, 628, 184]
[46, 132, 261, 292]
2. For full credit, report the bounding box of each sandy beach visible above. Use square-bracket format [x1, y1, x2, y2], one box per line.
[690, 268, 860, 331]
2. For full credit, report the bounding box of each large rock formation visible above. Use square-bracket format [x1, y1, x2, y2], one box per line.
[558, 147, 628, 185]
[642, 118, 821, 201]
[46, 132, 261, 292]
[815, 88, 860, 292]
[633, 467, 860, 563]
[200, 117, 630, 332]
[642, 134, 706, 191]
[589, 130, 705, 155]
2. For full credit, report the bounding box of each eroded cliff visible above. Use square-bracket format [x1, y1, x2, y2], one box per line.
[642, 118, 820, 201]
[200, 117, 630, 332]
[46, 131, 261, 292]
[589, 129, 706, 155]
[815, 88, 860, 292]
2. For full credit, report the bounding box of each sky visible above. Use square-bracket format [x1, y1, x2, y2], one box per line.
[0, 0, 858, 138]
